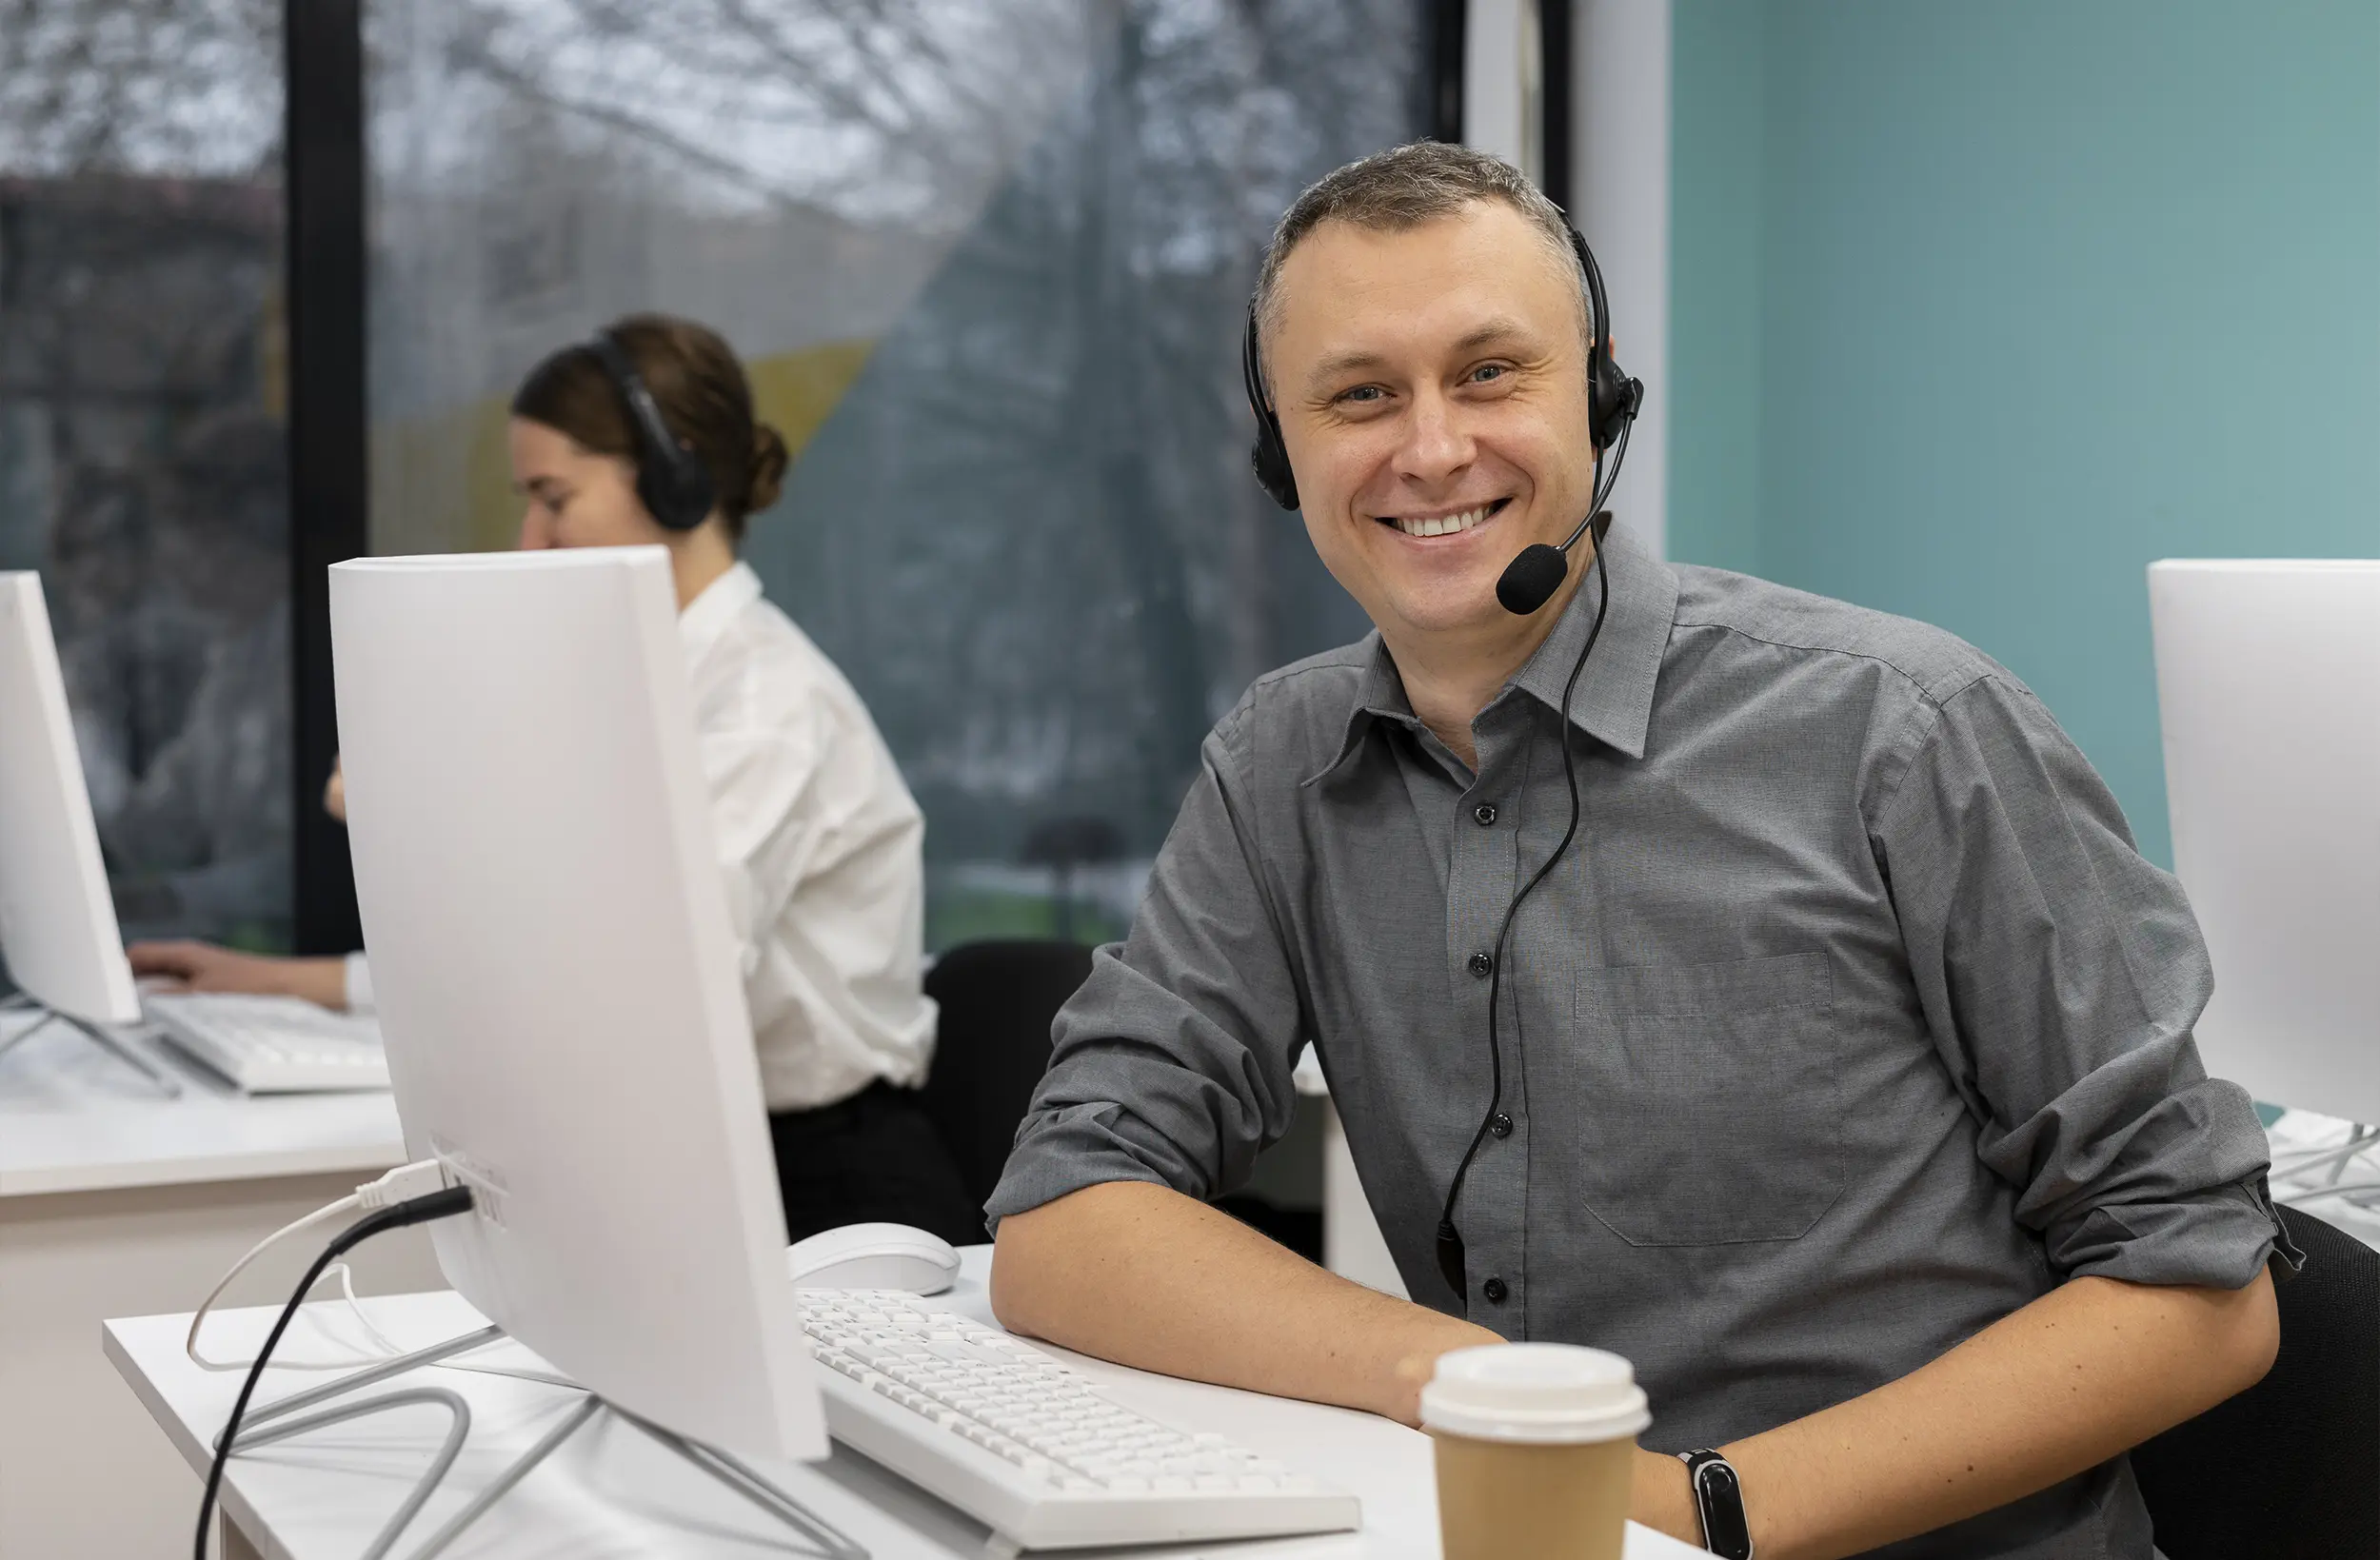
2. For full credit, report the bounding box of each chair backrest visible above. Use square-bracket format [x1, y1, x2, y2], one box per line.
[2131, 1205, 2379, 1559]
[920, 939, 1094, 1212]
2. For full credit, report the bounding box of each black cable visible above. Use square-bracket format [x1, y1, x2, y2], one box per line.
[193, 1186, 474, 1560]
[1434, 423, 1631, 1305]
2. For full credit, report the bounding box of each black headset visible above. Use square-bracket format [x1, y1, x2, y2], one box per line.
[1240, 211, 1643, 1306]
[585, 329, 717, 533]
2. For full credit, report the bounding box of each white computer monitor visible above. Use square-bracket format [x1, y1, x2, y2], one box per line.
[2149, 558, 2380, 1123]
[0, 572, 142, 1027]
[328, 545, 824, 1465]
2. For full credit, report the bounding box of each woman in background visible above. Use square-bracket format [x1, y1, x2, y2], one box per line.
[132, 314, 980, 1247]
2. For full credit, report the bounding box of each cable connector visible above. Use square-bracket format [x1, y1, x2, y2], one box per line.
[355, 1158, 451, 1212]
[194, 1184, 477, 1560]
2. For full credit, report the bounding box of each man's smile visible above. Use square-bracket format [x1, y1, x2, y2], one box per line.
[1375, 496, 1514, 539]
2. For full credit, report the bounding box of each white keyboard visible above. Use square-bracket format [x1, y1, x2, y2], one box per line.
[146, 993, 389, 1093]
[799, 1289, 1359, 1550]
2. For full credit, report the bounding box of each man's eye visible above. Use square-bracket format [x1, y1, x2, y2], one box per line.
[1338, 385, 1386, 405]
[1469, 364, 1508, 384]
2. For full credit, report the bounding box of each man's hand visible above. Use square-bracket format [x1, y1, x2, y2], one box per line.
[128, 942, 351, 1012]
[993, 1181, 1501, 1426]
[1718, 1270, 2279, 1560]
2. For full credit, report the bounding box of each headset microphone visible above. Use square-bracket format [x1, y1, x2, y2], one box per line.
[1497, 512, 1597, 615]
[1495, 543, 1571, 617]
[1492, 414, 1629, 616]
[1495, 506, 1615, 614]
[1492, 224, 1640, 618]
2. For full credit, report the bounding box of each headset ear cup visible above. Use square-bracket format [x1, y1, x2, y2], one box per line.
[1241, 306, 1299, 510]
[668, 457, 718, 532]
[1589, 358, 1644, 450]
[642, 450, 715, 532]
[1250, 427, 1299, 511]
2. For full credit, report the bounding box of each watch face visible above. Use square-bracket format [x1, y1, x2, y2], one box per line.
[1696, 1462, 1754, 1559]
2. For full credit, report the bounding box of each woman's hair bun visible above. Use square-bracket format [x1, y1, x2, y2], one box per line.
[746, 423, 788, 517]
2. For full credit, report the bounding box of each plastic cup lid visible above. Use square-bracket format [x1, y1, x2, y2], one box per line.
[1419, 1343, 1652, 1444]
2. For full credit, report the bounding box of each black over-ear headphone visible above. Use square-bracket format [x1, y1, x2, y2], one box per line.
[585, 330, 717, 533]
[1240, 219, 1641, 562]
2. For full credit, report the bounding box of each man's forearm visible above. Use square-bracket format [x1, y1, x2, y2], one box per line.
[991, 1180, 1500, 1424]
[1649, 1270, 2280, 1560]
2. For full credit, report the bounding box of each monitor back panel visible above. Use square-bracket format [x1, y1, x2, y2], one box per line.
[2151, 559, 2380, 1123]
[329, 547, 822, 1462]
[0, 573, 139, 1025]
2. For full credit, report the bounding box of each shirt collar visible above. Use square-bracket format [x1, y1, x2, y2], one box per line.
[1507, 519, 1676, 760]
[678, 560, 763, 661]
[1303, 633, 1421, 785]
[1305, 520, 1678, 786]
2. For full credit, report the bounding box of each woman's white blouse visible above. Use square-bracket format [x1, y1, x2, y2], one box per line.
[347, 562, 936, 1114]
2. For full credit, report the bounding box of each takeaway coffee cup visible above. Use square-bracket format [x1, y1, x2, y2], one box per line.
[1420, 1343, 1651, 1560]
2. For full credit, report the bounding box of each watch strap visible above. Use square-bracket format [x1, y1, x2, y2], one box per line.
[1677, 1449, 1754, 1559]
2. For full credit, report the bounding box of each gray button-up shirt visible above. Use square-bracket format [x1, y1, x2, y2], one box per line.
[988, 523, 2284, 1559]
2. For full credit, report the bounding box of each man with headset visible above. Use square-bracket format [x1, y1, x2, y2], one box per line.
[984, 143, 2291, 1558]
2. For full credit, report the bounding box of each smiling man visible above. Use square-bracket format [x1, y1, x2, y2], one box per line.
[985, 144, 2291, 1559]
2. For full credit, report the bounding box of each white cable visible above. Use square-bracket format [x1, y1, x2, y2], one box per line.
[336, 1262, 408, 1358]
[2280, 1179, 2380, 1205]
[187, 1158, 450, 1372]
[188, 1195, 365, 1371]
[186, 1155, 583, 1391]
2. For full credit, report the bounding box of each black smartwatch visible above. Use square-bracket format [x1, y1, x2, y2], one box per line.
[1678, 1449, 1754, 1558]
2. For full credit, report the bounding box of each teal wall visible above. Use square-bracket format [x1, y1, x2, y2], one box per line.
[1669, 0, 2380, 865]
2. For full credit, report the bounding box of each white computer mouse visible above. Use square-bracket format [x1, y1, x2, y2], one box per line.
[786, 1222, 961, 1294]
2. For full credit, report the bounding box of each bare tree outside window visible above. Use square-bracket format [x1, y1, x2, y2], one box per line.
[0, 0, 292, 956]
[763, 2, 1427, 943]
[367, 0, 1429, 946]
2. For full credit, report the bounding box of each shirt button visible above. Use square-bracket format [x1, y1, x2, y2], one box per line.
[1467, 951, 1494, 978]
[1472, 802, 1497, 826]
[1489, 1113, 1514, 1137]
[1482, 1277, 1509, 1304]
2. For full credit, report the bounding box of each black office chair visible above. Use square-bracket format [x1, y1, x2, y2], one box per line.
[918, 937, 1326, 1262]
[919, 938, 1094, 1212]
[2131, 1204, 2379, 1559]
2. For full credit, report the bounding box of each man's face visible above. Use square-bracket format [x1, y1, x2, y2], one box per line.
[1266, 201, 1597, 642]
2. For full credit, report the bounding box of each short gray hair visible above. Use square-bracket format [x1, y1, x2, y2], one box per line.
[1252, 141, 1589, 365]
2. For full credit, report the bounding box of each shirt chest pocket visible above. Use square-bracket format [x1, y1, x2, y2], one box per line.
[1545, 951, 1843, 1246]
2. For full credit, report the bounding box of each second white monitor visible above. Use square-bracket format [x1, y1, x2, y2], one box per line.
[2150, 558, 2380, 1124]
[330, 546, 823, 1463]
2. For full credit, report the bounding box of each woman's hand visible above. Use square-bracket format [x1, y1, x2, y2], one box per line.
[127, 942, 351, 1011]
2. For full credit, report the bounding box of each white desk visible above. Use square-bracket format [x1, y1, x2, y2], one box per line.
[0, 1014, 442, 1557]
[109, 1248, 1704, 1559]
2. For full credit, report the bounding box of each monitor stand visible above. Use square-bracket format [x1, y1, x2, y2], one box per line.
[219, 1324, 867, 1560]
[0, 995, 181, 1096]
[2271, 1120, 2380, 1212]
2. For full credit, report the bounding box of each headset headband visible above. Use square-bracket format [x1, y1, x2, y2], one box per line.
[585, 329, 717, 533]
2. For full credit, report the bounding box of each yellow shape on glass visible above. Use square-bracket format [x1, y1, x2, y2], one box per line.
[367, 337, 878, 557]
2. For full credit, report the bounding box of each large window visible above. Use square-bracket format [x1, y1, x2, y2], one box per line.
[0, 1, 293, 953]
[367, 0, 1432, 948]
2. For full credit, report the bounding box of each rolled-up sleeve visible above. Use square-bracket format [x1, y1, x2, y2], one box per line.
[984, 702, 1305, 1229]
[1874, 674, 2288, 1289]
